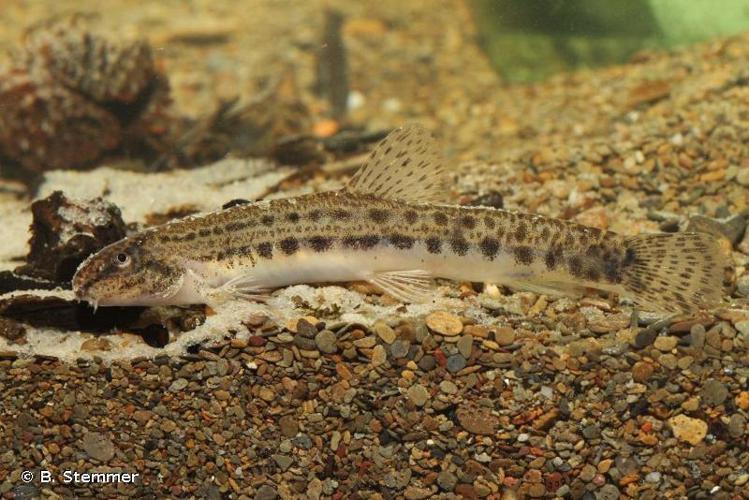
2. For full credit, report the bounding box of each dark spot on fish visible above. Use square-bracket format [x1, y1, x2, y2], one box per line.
[287, 212, 300, 223]
[213, 226, 224, 235]
[433, 212, 448, 225]
[450, 237, 470, 256]
[624, 247, 636, 266]
[484, 216, 495, 229]
[309, 209, 323, 222]
[332, 209, 351, 220]
[308, 236, 333, 252]
[260, 215, 274, 226]
[342, 235, 379, 250]
[425, 237, 441, 254]
[479, 237, 500, 260]
[225, 221, 249, 232]
[369, 208, 389, 223]
[279, 237, 299, 255]
[604, 257, 622, 283]
[256, 242, 273, 259]
[198, 228, 211, 237]
[158, 235, 171, 243]
[544, 250, 558, 270]
[513, 245, 533, 265]
[515, 222, 527, 242]
[461, 215, 476, 229]
[389, 234, 414, 249]
[585, 268, 601, 281]
[404, 210, 418, 224]
[568, 256, 584, 278]
[181, 232, 196, 242]
[540, 226, 550, 241]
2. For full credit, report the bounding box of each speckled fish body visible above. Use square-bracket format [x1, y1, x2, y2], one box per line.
[73, 124, 727, 313]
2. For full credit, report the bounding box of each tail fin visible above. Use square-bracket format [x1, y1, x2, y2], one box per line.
[622, 232, 728, 314]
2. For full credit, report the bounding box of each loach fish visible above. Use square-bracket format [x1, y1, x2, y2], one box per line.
[72, 124, 727, 313]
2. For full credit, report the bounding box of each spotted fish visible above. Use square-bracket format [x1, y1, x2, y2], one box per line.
[72, 124, 727, 313]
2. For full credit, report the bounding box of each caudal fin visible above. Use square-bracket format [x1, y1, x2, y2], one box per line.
[622, 232, 728, 313]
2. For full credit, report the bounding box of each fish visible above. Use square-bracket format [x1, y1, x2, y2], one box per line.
[72, 124, 728, 313]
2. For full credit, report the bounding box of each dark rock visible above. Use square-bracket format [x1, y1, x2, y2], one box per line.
[467, 190, 504, 209]
[0, 19, 173, 173]
[0, 271, 59, 295]
[15, 191, 126, 283]
[686, 212, 747, 246]
[0, 317, 26, 341]
[255, 485, 278, 500]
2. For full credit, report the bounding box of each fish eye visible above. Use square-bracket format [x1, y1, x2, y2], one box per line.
[114, 252, 131, 267]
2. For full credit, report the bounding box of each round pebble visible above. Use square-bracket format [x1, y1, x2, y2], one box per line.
[446, 354, 466, 373]
[407, 384, 429, 407]
[314, 330, 338, 354]
[494, 326, 515, 345]
[425, 311, 463, 336]
[701, 379, 728, 406]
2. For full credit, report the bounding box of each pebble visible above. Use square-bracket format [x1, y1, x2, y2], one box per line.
[457, 406, 497, 435]
[407, 384, 429, 407]
[258, 387, 275, 402]
[598, 484, 619, 500]
[654, 336, 678, 351]
[494, 326, 516, 345]
[314, 330, 338, 354]
[736, 391, 749, 410]
[404, 486, 432, 499]
[701, 379, 728, 406]
[579, 464, 597, 482]
[631, 361, 654, 382]
[446, 354, 466, 373]
[353, 336, 376, 349]
[645, 471, 661, 483]
[669, 414, 708, 444]
[81, 432, 115, 462]
[737, 275, 749, 296]
[735, 320, 749, 336]
[457, 334, 473, 358]
[437, 471, 457, 491]
[168, 378, 189, 392]
[690, 324, 706, 348]
[371, 345, 387, 366]
[425, 311, 463, 336]
[279, 415, 299, 437]
[659, 353, 678, 370]
[272, 454, 293, 471]
[439, 380, 458, 394]
[418, 355, 436, 371]
[373, 321, 396, 344]
[527, 483, 546, 498]
[255, 485, 278, 500]
[390, 339, 410, 359]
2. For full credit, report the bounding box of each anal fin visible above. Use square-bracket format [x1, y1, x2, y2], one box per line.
[366, 269, 435, 303]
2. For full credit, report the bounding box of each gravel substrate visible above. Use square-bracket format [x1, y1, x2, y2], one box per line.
[1, 0, 748, 499]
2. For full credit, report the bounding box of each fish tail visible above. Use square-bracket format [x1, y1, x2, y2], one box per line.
[621, 232, 728, 313]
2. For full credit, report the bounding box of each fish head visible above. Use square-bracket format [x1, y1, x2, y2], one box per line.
[72, 237, 185, 308]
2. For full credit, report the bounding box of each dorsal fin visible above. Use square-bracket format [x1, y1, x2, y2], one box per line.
[345, 123, 448, 203]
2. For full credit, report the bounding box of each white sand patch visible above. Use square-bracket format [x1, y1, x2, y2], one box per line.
[0, 198, 31, 271]
[38, 158, 293, 223]
[0, 285, 515, 364]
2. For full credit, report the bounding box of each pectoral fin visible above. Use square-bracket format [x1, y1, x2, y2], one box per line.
[366, 269, 435, 303]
